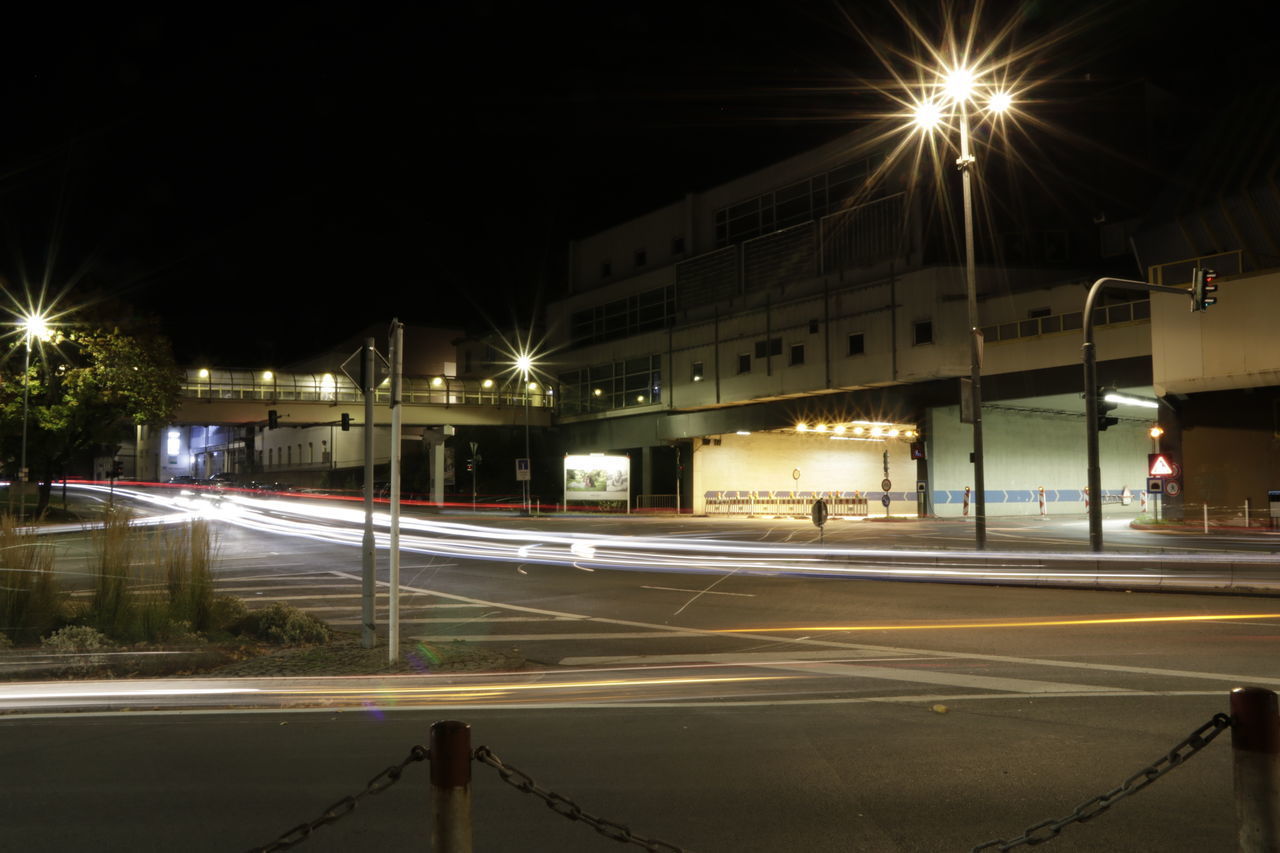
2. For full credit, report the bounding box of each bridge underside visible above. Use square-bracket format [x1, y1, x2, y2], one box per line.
[174, 399, 552, 428]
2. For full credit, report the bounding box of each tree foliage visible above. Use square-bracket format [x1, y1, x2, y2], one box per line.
[2, 317, 180, 515]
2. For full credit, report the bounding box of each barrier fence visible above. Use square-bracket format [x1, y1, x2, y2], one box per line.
[704, 490, 870, 517]
[247, 687, 1280, 852]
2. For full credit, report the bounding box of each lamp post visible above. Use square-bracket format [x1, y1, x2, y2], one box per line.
[17, 313, 51, 521]
[911, 68, 1012, 550]
[515, 353, 534, 515]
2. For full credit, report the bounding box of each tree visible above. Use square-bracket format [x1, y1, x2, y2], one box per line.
[2, 319, 180, 517]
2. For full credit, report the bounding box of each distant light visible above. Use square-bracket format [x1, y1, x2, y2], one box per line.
[852, 426, 865, 435]
[593, 388, 603, 397]
[482, 378, 494, 389]
[796, 423, 808, 432]
[888, 428, 900, 437]
[736, 430, 751, 436]
[988, 91, 1013, 113]
[431, 376, 444, 387]
[528, 381, 539, 391]
[515, 353, 534, 375]
[198, 368, 210, 379]
[692, 374, 703, 382]
[834, 424, 846, 434]
[870, 427, 883, 437]
[1149, 425, 1165, 439]
[814, 423, 828, 433]
[262, 370, 274, 382]
[636, 395, 645, 403]
[1105, 393, 1158, 409]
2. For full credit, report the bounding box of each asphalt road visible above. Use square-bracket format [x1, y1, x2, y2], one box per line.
[4, 488, 1276, 850]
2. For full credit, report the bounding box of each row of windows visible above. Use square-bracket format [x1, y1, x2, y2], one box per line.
[559, 355, 663, 415]
[569, 286, 676, 347]
[714, 154, 883, 247]
[600, 237, 687, 280]
[688, 331, 876, 380]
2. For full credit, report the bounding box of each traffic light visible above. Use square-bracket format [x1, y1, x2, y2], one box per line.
[340, 413, 350, 431]
[1096, 386, 1120, 432]
[465, 458, 474, 472]
[268, 410, 279, 429]
[1190, 266, 1218, 311]
[111, 461, 124, 478]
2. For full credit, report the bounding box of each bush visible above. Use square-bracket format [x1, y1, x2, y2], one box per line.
[42, 624, 110, 652]
[0, 516, 63, 643]
[236, 603, 331, 645]
[209, 595, 248, 633]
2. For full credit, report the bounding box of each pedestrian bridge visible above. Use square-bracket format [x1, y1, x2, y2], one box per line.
[174, 368, 553, 428]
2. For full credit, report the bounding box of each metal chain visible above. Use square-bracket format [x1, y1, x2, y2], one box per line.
[474, 745, 689, 852]
[971, 712, 1232, 851]
[247, 744, 429, 853]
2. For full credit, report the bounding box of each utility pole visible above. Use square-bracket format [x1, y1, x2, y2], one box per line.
[361, 338, 376, 649]
[388, 320, 404, 662]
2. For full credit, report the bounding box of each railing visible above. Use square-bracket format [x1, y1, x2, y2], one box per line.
[1148, 249, 1244, 285]
[980, 297, 1150, 345]
[704, 490, 870, 517]
[179, 369, 554, 408]
[634, 494, 679, 513]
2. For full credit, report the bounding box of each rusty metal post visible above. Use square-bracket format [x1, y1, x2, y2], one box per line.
[1231, 687, 1280, 851]
[431, 720, 473, 852]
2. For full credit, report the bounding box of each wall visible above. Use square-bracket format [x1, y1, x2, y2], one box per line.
[690, 430, 916, 514]
[927, 404, 1150, 516]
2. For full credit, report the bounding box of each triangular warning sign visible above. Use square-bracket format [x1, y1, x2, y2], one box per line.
[1149, 454, 1174, 476]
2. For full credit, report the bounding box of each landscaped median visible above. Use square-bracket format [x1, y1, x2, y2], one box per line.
[0, 512, 524, 682]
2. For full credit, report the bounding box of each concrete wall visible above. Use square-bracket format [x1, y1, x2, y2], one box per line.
[690, 430, 915, 514]
[927, 404, 1150, 517]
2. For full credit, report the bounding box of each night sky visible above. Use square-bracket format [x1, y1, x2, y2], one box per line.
[0, 1, 1270, 368]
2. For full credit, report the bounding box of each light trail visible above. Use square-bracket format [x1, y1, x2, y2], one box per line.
[715, 613, 1280, 633]
[59, 484, 1280, 592]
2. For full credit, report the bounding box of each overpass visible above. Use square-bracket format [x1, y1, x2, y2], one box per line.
[174, 368, 553, 429]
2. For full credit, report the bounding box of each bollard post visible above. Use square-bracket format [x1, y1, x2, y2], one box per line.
[1231, 687, 1280, 851]
[1205, 503, 1210, 534]
[431, 720, 473, 853]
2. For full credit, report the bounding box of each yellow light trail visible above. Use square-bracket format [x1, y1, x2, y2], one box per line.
[716, 613, 1280, 634]
[272, 674, 788, 697]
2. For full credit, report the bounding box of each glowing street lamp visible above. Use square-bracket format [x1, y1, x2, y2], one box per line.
[909, 64, 1013, 550]
[17, 313, 52, 518]
[514, 350, 537, 515]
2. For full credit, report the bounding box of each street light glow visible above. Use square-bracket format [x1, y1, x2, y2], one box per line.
[21, 313, 51, 342]
[943, 66, 976, 101]
[515, 353, 534, 376]
[988, 91, 1013, 113]
[912, 100, 945, 131]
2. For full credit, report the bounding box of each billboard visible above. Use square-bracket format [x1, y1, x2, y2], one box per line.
[564, 454, 630, 503]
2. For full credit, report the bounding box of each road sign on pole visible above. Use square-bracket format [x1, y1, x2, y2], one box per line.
[515, 458, 530, 482]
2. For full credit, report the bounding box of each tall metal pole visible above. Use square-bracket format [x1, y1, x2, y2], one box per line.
[18, 336, 32, 522]
[958, 105, 986, 549]
[388, 321, 403, 662]
[523, 377, 531, 516]
[361, 338, 376, 649]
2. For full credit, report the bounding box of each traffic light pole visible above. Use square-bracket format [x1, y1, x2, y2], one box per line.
[1083, 277, 1192, 551]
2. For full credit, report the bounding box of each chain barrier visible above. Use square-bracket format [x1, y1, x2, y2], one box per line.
[971, 712, 1232, 851]
[473, 745, 689, 853]
[247, 744, 429, 853]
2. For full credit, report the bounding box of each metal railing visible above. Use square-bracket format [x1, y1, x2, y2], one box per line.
[980, 297, 1150, 345]
[179, 369, 554, 409]
[704, 490, 870, 517]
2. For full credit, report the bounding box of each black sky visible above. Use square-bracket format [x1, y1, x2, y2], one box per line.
[0, 1, 1271, 367]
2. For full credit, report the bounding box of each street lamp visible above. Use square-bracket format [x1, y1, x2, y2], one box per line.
[515, 352, 535, 515]
[910, 65, 1013, 550]
[17, 313, 51, 519]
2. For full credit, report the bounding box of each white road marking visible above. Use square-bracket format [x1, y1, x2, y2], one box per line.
[641, 585, 754, 597]
[559, 651, 938, 665]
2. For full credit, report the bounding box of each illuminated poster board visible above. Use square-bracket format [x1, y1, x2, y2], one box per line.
[564, 454, 630, 503]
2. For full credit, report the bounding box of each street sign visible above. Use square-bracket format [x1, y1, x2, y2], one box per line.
[1148, 453, 1174, 477]
[810, 499, 828, 528]
[340, 346, 389, 391]
[881, 478, 892, 492]
[1147, 478, 1164, 493]
[792, 468, 800, 481]
[515, 458, 530, 482]
[1164, 480, 1181, 497]
[881, 493, 891, 508]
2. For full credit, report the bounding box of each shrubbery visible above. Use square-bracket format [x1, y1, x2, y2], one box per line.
[234, 603, 331, 645]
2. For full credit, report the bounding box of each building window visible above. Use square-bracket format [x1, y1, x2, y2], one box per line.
[808, 319, 819, 334]
[635, 249, 647, 268]
[737, 354, 751, 374]
[754, 338, 782, 358]
[789, 344, 805, 366]
[601, 260, 612, 279]
[691, 361, 704, 382]
[672, 236, 685, 255]
[1028, 307, 1051, 319]
[848, 333, 865, 356]
[913, 320, 933, 346]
